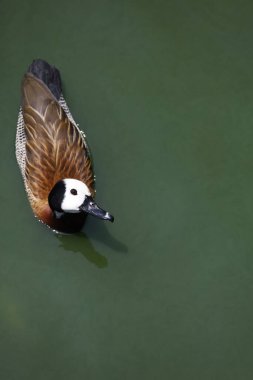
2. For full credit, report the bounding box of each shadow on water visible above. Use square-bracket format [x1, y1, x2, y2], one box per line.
[55, 220, 128, 269]
[85, 219, 128, 254]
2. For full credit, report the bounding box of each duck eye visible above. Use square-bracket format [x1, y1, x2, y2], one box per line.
[70, 189, 77, 195]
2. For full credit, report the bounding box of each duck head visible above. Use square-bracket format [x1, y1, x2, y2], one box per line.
[48, 179, 114, 222]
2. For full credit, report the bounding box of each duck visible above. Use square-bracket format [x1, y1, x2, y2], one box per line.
[16, 59, 114, 233]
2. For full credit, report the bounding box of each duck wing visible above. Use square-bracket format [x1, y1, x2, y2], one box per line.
[21, 73, 94, 205]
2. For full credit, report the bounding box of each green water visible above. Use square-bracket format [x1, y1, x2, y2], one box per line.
[1, 0, 253, 379]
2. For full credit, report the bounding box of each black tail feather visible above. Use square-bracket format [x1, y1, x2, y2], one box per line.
[27, 59, 62, 100]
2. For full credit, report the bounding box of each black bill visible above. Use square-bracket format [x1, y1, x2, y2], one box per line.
[80, 196, 114, 222]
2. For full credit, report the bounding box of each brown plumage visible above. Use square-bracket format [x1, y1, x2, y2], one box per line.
[16, 59, 114, 233]
[20, 73, 95, 232]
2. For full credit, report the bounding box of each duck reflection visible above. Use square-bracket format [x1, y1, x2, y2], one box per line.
[56, 233, 108, 268]
[55, 219, 127, 268]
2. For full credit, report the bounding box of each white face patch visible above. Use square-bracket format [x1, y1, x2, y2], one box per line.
[61, 179, 91, 213]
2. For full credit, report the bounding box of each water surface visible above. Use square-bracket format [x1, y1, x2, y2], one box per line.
[1, 1, 253, 379]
